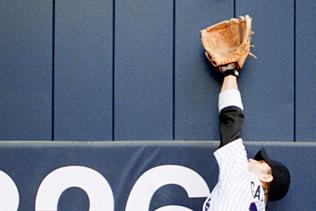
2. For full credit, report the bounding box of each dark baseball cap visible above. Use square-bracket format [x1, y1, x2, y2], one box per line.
[254, 148, 291, 201]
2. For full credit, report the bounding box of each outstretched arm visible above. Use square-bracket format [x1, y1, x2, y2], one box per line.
[200, 15, 253, 148]
[218, 74, 244, 148]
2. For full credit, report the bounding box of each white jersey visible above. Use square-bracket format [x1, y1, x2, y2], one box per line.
[203, 90, 266, 211]
[203, 139, 265, 211]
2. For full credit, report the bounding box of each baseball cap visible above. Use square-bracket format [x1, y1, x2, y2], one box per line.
[254, 148, 291, 201]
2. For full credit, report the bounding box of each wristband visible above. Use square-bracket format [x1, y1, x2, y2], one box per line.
[223, 68, 239, 77]
[219, 63, 239, 77]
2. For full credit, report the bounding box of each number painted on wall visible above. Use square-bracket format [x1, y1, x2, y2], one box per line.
[0, 165, 210, 211]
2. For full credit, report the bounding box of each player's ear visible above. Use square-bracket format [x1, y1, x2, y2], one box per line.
[260, 174, 273, 183]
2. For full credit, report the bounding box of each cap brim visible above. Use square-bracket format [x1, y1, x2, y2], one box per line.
[255, 148, 270, 162]
[255, 148, 282, 173]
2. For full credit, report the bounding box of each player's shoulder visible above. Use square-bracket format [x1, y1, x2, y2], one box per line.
[214, 138, 245, 157]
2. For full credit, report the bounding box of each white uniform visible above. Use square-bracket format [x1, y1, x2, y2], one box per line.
[202, 90, 266, 211]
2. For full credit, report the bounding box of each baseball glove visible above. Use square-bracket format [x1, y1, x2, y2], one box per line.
[200, 15, 255, 74]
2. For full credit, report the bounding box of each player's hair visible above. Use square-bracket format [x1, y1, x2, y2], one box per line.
[262, 179, 271, 203]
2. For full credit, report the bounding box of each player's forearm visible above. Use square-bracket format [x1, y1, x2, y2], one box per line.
[221, 75, 239, 92]
[218, 75, 243, 112]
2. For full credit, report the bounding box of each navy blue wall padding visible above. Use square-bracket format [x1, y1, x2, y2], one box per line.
[296, 1, 316, 141]
[1, 0, 315, 142]
[0, 141, 315, 211]
[54, 0, 113, 140]
[115, 0, 173, 140]
[0, 0, 52, 140]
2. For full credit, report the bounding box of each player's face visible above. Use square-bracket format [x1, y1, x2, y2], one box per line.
[248, 159, 273, 183]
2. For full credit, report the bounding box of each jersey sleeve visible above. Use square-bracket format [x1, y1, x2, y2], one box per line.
[213, 139, 249, 190]
[218, 90, 244, 147]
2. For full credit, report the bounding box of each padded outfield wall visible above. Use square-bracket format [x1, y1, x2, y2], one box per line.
[0, 0, 315, 210]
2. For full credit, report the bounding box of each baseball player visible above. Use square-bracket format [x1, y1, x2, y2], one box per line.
[200, 15, 291, 211]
